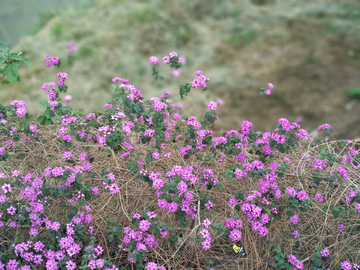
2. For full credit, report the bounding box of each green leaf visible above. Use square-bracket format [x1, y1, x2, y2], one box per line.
[274, 255, 283, 262]
[0, 38, 6, 45]
[332, 206, 341, 211]
[2, 47, 10, 58]
[312, 258, 322, 267]
[109, 141, 115, 150]
[4, 64, 18, 83]
[36, 116, 46, 125]
[271, 247, 282, 254]
[9, 55, 22, 61]
[21, 57, 31, 67]
[278, 263, 291, 269]
[45, 118, 53, 126]
[0, 57, 6, 65]
[37, 100, 49, 108]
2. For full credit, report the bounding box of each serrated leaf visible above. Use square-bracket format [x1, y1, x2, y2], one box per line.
[0, 57, 6, 65]
[4, 64, 18, 83]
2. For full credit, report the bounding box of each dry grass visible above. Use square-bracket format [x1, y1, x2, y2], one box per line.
[0, 118, 359, 269]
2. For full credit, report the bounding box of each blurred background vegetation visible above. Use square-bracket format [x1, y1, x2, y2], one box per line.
[1, 0, 360, 139]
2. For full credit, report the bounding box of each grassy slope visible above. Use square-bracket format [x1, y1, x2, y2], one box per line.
[1, 0, 360, 137]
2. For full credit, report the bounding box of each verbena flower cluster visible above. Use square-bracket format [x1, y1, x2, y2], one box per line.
[0, 51, 359, 270]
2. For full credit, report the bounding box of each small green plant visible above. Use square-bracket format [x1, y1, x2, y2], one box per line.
[348, 87, 360, 99]
[0, 40, 31, 84]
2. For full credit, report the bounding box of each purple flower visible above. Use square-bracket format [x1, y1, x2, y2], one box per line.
[202, 218, 211, 228]
[235, 219, 243, 228]
[66, 43, 77, 52]
[207, 101, 217, 110]
[225, 219, 235, 229]
[51, 57, 59, 65]
[290, 215, 299, 224]
[167, 202, 178, 213]
[162, 56, 170, 63]
[258, 226, 268, 236]
[286, 186, 297, 197]
[152, 152, 160, 159]
[169, 51, 178, 58]
[149, 56, 158, 64]
[173, 69, 181, 77]
[318, 123, 331, 130]
[315, 193, 324, 202]
[146, 262, 158, 270]
[341, 261, 352, 270]
[264, 89, 271, 95]
[63, 95, 72, 102]
[320, 247, 329, 257]
[137, 242, 147, 251]
[229, 229, 242, 241]
[201, 238, 211, 250]
[205, 200, 213, 210]
[139, 220, 151, 232]
[177, 181, 188, 194]
[234, 168, 244, 178]
[16, 107, 27, 117]
[288, 254, 297, 264]
[297, 190, 308, 201]
[7, 205, 17, 215]
[200, 228, 210, 239]
[228, 197, 239, 207]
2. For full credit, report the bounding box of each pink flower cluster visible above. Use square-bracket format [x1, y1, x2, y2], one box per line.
[66, 43, 77, 52]
[320, 247, 329, 257]
[288, 254, 304, 269]
[45, 55, 59, 68]
[149, 56, 158, 64]
[56, 72, 68, 87]
[9, 100, 27, 117]
[318, 123, 331, 130]
[264, 82, 274, 95]
[207, 101, 217, 110]
[191, 70, 209, 89]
